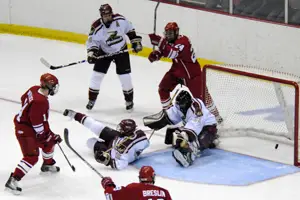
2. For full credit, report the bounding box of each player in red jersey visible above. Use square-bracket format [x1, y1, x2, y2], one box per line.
[101, 166, 172, 200]
[148, 22, 223, 123]
[4, 73, 62, 195]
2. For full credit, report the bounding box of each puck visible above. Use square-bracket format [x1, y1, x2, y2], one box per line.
[275, 144, 279, 149]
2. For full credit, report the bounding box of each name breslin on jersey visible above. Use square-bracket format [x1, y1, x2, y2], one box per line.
[142, 190, 166, 197]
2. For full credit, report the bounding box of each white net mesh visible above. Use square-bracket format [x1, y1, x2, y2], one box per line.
[204, 64, 300, 165]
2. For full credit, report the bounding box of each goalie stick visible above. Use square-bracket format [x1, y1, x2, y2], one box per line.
[40, 48, 133, 70]
[64, 128, 104, 178]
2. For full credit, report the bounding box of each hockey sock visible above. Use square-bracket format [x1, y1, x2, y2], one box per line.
[88, 88, 99, 101]
[42, 147, 55, 165]
[13, 157, 38, 180]
[123, 89, 133, 102]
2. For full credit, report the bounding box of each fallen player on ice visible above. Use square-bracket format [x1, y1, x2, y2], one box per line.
[63, 109, 149, 170]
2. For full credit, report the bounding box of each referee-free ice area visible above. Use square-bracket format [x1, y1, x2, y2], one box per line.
[0, 34, 299, 199]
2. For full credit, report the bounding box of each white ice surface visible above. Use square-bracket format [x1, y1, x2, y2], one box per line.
[0, 34, 299, 200]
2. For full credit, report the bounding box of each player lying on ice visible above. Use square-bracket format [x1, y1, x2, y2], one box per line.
[144, 89, 219, 167]
[63, 109, 149, 170]
[101, 166, 173, 200]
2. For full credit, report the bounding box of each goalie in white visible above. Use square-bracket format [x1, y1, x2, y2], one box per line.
[144, 90, 218, 167]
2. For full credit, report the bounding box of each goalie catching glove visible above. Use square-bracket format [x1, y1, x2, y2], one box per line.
[143, 110, 173, 130]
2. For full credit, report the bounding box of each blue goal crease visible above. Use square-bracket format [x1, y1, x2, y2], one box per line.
[132, 148, 300, 186]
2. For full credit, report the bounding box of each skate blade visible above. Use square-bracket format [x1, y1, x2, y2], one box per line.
[39, 170, 60, 176]
[126, 108, 134, 113]
[4, 187, 21, 195]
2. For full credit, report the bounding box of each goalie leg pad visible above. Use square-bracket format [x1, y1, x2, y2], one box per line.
[143, 110, 173, 130]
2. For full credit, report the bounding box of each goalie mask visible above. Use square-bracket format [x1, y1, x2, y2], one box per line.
[175, 90, 192, 115]
[40, 73, 59, 96]
[164, 22, 179, 43]
[99, 4, 113, 27]
[117, 119, 137, 136]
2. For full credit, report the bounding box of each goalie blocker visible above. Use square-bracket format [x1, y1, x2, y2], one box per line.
[143, 90, 218, 167]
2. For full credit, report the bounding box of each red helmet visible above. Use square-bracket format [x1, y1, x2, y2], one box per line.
[164, 22, 179, 43]
[117, 119, 137, 136]
[99, 4, 113, 26]
[40, 73, 59, 96]
[139, 166, 155, 184]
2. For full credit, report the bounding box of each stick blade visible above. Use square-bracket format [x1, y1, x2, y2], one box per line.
[40, 57, 51, 68]
[64, 128, 70, 146]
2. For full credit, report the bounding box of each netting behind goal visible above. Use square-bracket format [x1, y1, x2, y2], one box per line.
[202, 64, 300, 166]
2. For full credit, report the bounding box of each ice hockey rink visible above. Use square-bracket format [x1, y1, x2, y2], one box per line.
[1, 34, 300, 200]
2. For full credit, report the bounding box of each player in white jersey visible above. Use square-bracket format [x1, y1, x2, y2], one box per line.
[86, 4, 142, 111]
[63, 109, 149, 170]
[144, 90, 218, 167]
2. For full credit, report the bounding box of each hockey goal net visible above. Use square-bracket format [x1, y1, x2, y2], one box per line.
[202, 64, 300, 166]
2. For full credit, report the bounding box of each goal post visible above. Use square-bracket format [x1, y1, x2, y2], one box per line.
[201, 64, 300, 166]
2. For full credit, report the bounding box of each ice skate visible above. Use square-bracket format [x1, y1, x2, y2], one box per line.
[126, 101, 134, 112]
[86, 100, 96, 110]
[5, 173, 22, 195]
[41, 161, 60, 173]
[63, 109, 76, 119]
[172, 148, 195, 168]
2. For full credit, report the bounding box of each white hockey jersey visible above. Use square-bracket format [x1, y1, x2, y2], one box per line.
[166, 98, 217, 136]
[86, 14, 135, 54]
[110, 130, 150, 170]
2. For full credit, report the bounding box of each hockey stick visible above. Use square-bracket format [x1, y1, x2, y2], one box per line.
[64, 128, 104, 178]
[40, 48, 133, 70]
[148, 129, 156, 140]
[153, 0, 160, 50]
[57, 143, 76, 172]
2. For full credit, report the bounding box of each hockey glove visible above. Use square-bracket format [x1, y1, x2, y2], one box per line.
[148, 50, 162, 63]
[94, 150, 111, 166]
[149, 34, 167, 51]
[101, 177, 116, 189]
[87, 49, 99, 64]
[37, 131, 62, 148]
[149, 33, 162, 46]
[131, 36, 143, 53]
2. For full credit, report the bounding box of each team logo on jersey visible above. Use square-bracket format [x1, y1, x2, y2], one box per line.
[106, 31, 123, 46]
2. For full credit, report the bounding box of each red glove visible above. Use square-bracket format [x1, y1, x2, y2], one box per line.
[37, 132, 62, 148]
[101, 177, 116, 189]
[149, 33, 161, 46]
[148, 50, 162, 63]
[149, 33, 167, 51]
